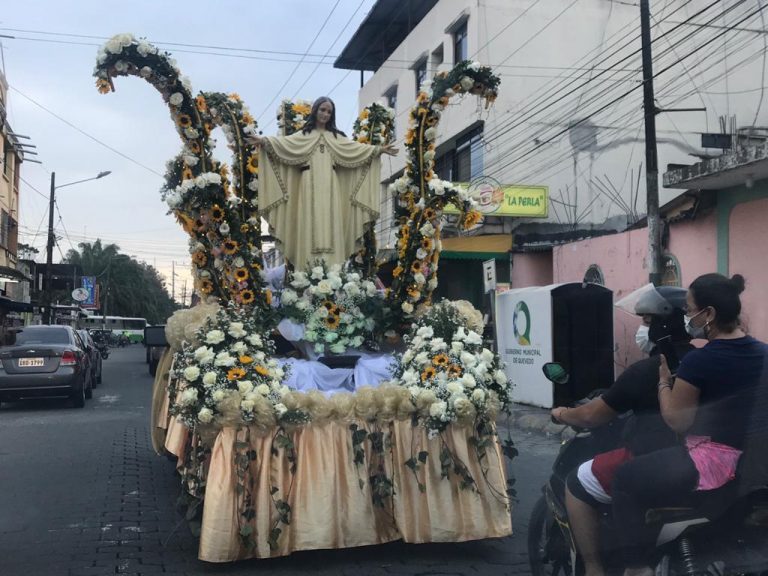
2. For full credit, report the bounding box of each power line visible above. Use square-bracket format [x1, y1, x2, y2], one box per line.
[9, 85, 163, 177]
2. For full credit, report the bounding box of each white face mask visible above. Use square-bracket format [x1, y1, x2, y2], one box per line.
[684, 309, 708, 339]
[635, 325, 655, 354]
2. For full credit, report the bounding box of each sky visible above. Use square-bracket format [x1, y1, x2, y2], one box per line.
[1, 0, 376, 304]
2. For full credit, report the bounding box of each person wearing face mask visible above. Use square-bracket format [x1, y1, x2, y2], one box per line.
[608, 273, 767, 576]
[550, 286, 693, 576]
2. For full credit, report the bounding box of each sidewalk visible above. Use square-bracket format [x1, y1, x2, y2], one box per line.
[506, 403, 575, 440]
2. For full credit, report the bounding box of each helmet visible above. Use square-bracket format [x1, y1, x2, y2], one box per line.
[634, 285, 687, 317]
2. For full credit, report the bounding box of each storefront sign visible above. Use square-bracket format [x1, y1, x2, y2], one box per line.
[444, 181, 548, 218]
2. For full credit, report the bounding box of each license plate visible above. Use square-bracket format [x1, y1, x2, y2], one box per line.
[18, 358, 45, 367]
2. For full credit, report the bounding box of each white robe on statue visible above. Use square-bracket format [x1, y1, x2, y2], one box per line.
[259, 129, 382, 269]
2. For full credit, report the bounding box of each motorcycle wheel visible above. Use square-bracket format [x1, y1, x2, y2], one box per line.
[529, 495, 573, 576]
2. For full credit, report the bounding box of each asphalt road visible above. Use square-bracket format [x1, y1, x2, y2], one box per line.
[0, 345, 559, 576]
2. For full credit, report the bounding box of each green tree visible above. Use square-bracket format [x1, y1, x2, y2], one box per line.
[65, 240, 178, 325]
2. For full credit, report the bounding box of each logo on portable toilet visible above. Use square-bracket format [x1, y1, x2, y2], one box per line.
[513, 301, 531, 346]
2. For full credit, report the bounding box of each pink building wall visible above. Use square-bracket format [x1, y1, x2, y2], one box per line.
[729, 198, 768, 341]
[511, 252, 553, 288]
[666, 211, 718, 286]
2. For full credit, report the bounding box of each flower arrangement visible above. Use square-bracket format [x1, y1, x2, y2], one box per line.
[169, 304, 304, 429]
[277, 99, 313, 136]
[279, 261, 385, 354]
[94, 34, 271, 312]
[391, 300, 512, 437]
[352, 102, 395, 145]
[386, 61, 500, 322]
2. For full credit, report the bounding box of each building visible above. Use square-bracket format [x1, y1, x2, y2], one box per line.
[0, 68, 32, 331]
[335, 0, 768, 307]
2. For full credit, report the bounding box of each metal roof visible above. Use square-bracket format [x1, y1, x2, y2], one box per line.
[334, 0, 439, 71]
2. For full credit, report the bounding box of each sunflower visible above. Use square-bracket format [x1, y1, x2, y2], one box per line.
[463, 210, 482, 228]
[426, 115, 439, 127]
[447, 364, 463, 378]
[200, 279, 214, 294]
[240, 289, 255, 304]
[325, 314, 341, 330]
[240, 223, 250, 234]
[421, 366, 437, 382]
[357, 135, 369, 144]
[220, 164, 229, 178]
[322, 301, 335, 311]
[246, 155, 259, 175]
[234, 268, 249, 282]
[404, 130, 415, 145]
[411, 260, 423, 274]
[177, 114, 192, 128]
[204, 122, 214, 135]
[241, 111, 254, 125]
[416, 91, 429, 103]
[360, 108, 370, 119]
[195, 95, 208, 113]
[292, 103, 311, 116]
[223, 239, 239, 255]
[432, 353, 450, 367]
[229, 93, 242, 102]
[421, 237, 433, 251]
[96, 78, 112, 94]
[239, 355, 254, 365]
[408, 287, 421, 300]
[182, 166, 194, 181]
[423, 207, 436, 220]
[192, 251, 207, 267]
[227, 367, 247, 381]
[255, 364, 269, 377]
[251, 261, 263, 271]
[266, 289, 272, 306]
[189, 141, 202, 154]
[392, 265, 404, 278]
[210, 205, 225, 222]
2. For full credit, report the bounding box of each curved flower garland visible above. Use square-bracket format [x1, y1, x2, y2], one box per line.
[94, 34, 269, 310]
[387, 61, 500, 322]
[352, 103, 395, 145]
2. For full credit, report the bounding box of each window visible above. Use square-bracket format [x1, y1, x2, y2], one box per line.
[455, 126, 484, 182]
[431, 45, 444, 74]
[583, 264, 605, 286]
[0, 210, 9, 248]
[435, 149, 455, 181]
[661, 254, 682, 287]
[454, 21, 468, 63]
[384, 85, 397, 140]
[414, 59, 427, 97]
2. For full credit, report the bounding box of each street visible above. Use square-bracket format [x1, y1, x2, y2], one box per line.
[0, 346, 558, 576]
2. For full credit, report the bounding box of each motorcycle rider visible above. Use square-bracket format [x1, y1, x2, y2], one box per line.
[550, 285, 693, 576]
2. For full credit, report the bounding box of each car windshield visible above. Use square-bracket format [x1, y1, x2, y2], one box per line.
[5, 327, 71, 346]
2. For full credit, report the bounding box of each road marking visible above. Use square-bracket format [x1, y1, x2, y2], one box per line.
[98, 395, 120, 404]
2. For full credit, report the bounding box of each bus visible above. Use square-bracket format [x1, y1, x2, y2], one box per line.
[80, 315, 148, 344]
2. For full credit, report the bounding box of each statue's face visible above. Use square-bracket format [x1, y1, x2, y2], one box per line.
[317, 101, 333, 125]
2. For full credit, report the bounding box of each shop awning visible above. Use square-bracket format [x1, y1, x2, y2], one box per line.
[0, 296, 33, 313]
[440, 234, 513, 260]
[0, 265, 31, 283]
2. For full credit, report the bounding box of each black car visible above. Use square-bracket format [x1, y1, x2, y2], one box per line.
[0, 325, 93, 408]
[78, 329, 103, 387]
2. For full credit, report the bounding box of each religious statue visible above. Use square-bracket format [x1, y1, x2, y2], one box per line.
[249, 97, 397, 269]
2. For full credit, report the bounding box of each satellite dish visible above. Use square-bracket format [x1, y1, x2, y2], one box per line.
[72, 288, 89, 302]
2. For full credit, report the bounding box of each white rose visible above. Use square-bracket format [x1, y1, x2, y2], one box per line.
[402, 369, 419, 386]
[113, 60, 128, 73]
[461, 373, 477, 389]
[183, 366, 200, 382]
[429, 401, 448, 420]
[466, 331, 483, 346]
[447, 381, 464, 395]
[169, 92, 184, 106]
[451, 341, 464, 354]
[255, 383, 270, 396]
[228, 322, 247, 339]
[184, 128, 199, 139]
[324, 331, 338, 343]
[460, 351, 477, 367]
[430, 339, 447, 352]
[213, 352, 234, 367]
[183, 154, 199, 167]
[419, 222, 435, 237]
[247, 334, 263, 347]
[460, 76, 474, 91]
[316, 280, 332, 295]
[136, 40, 156, 57]
[408, 385, 421, 398]
[198, 407, 214, 423]
[402, 350, 415, 364]
[274, 403, 288, 417]
[194, 346, 215, 365]
[166, 193, 182, 209]
[212, 389, 226, 403]
[471, 388, 486, 403]
[202, 371, 217, 387]
[219, 222, 230, 235]
[416, 326, 434, 338]
[231, 341, 247, 355]
[240, 399, 255, 412]
[329, 342, 346, 354]
[416, 248, 428, 260]
[205, 329, 225, 345]
[140, 66, 153, 78]
[311, 266, 325, 280]
[414, 352, 430, 366]
[494, 369, 509, 386]
[480, 349, 495, 364]
[180, 388, 198, 405]
[402, 302, 414, 314]
[281, 290, 298, 305]
[238, 381, 254, 395]
[428, 278, 439, 291]
[413, 272, 426, 286]
[296, 299, 310, 311]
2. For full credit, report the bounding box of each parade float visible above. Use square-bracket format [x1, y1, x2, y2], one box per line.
[94, 33, 514, 562]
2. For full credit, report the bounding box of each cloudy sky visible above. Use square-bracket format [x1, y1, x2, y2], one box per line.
[2, 0, 375, 303]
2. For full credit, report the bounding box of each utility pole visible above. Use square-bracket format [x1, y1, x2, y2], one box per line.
[43, 172, 56, 324]
[641, 0, 662, 286]
[171, 260, 176, 304]
[181, 280, 187, 308]
[102, 258, 111, 332]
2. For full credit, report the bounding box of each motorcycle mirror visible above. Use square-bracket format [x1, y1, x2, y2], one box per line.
[542, 362, 569, 385]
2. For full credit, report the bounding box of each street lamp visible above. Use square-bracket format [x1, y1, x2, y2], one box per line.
[43, 170, 112, 324]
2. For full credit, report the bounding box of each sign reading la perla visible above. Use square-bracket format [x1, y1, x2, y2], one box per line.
[495, 286, 555, 408]
[444, 178, 549, 218]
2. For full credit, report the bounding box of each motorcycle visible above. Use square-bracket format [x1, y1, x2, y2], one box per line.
[529, 362, 768, 576]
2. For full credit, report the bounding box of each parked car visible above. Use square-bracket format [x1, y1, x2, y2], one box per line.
[0, 325, 93, 408]
[144, 325, 168, 377]
[78, 329, 103, 387]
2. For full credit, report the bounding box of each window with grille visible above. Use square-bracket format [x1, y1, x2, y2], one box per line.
[415, 60, 427, 97]
[453, 21, 468, 63]
[584, 264, 605, 285]
[661, 254, 682, 287]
